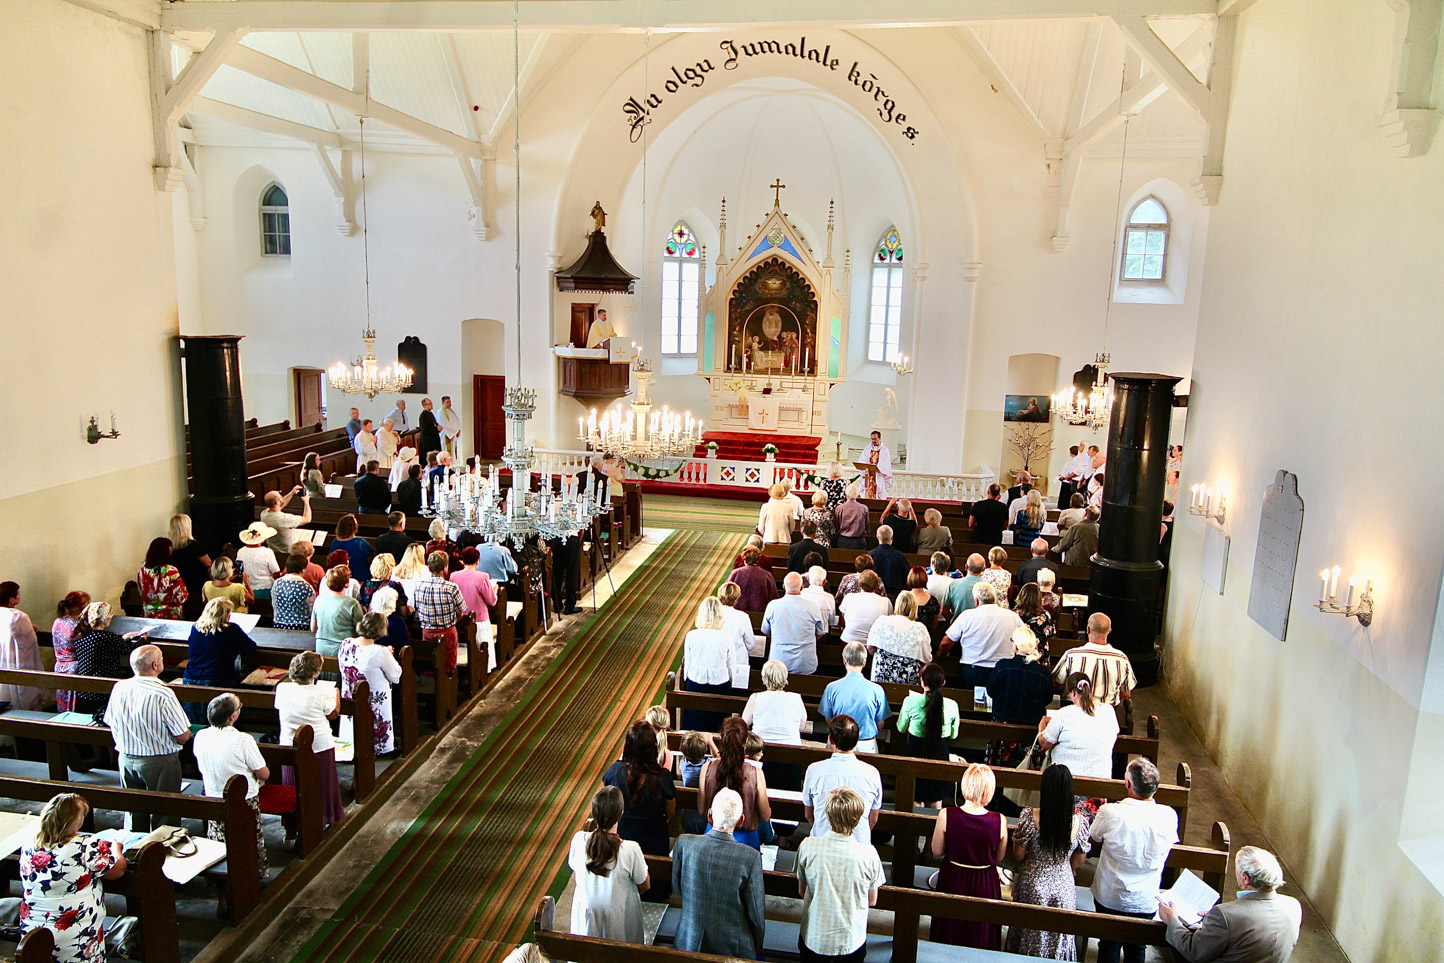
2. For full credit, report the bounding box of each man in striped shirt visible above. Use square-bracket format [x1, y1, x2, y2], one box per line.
[104, 645, 192, 832]
[413, 551, 465, 673]
[1052, 612, 1136, 707]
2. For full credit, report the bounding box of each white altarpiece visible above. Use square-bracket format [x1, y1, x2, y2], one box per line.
[696, 189, 850, 436]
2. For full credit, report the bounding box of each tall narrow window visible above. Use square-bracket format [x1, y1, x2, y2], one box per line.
[260, 183, 291, 257]
[661, 221, 700, 355]
[868, 227, 904, 363]
[1121, 196, 1168, 281]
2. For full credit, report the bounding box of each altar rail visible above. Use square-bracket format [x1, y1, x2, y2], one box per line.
[533, 449, 992, 502]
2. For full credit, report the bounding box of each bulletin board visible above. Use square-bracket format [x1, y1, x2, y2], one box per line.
[1247, 470, 1305, 641]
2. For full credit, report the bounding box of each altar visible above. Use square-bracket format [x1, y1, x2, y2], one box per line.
[696, 184, 850, 437]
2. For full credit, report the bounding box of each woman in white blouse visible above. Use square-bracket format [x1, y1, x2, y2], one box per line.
[866, 591, 933, 685]
[838, 571, 892, 645]
[275, 650, 344, 827]
[567, 786, 649, 943]
[716, 582, 759, 671]
[681, 597, 736, 732]
[741, 660, 808, 790]
[1037, 672, 1119, 780]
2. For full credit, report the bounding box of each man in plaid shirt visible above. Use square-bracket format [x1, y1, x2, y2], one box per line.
[412, 551, 464, 672]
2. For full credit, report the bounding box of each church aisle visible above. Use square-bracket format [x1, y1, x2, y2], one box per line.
[237, 529, 738, 963]
[644, 493, 762, 533]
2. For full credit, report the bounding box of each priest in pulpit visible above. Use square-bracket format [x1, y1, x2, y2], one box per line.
[585, 308, 617, 349]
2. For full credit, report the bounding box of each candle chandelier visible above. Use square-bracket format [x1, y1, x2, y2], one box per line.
[579, 359, 702, 460]
[329, 116, 413, 400]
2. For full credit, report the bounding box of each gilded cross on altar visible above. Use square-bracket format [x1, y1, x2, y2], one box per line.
[770, 179, 785, 206]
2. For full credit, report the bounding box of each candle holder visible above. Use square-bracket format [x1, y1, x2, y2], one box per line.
[86, 414, 121, 444]
[1314, 567, 1374, 627]
[1187, 484, 1226, 525]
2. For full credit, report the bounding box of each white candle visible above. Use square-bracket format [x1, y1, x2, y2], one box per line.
[1205, 487, 1213, 515]
[1330, 566, 1340, 599]
[804, 348, 810, 373]
[1345, 575, 1358, 609]
[1319, 570, 1330, 604]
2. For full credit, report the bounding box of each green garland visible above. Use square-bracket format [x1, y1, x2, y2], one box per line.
[623, 457, 691, 480]
[793, 470, 862, 487]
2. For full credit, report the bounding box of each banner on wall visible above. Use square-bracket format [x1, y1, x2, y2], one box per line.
[622, 37, 920, 143]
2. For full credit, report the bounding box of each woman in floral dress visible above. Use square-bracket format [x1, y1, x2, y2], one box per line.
[980, 546, 1013, 609]
[818, 461, 848, 509]
[865, 591, 932, 685]
[20, 793, 126, 963]
[338, 613, 404, 755]
[1014, 583, 1057, 659]
[137, 537, 187, 619]
[1005, 763, 1093, 960]
[50, 592, 89, 713]
[800, 491, 836, 547]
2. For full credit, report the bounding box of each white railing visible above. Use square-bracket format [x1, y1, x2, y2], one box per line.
[533, 449, 992, 503]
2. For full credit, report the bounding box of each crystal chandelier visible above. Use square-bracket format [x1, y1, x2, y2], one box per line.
[329, 116, 411, 400]
[578, 359, 702, 460]
[424, 0, 601, 544]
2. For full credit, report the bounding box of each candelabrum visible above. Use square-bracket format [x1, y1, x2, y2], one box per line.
[1187, 484, 1227, 525]
[328, 328, 413, 401]
[1314, 566, 1374, 627]
[889, 353, 914, 376]
[579, 358, 702, 461]
[86, 413, 121, 444]
[423, 461, 606, 544]
[501, 386, 537, 474]
[1051, 353, 1113, 430]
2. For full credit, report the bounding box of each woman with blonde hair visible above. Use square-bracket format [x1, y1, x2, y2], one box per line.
[1013, 488, 1047, 543]
[715, 581, 756, 667]
[866, 590, 932, 685]
[981, 546, 1013, 610]
[20, 793, 126, 963]
[183, 598, 258, 719]
[642, 705, 676, 769]
[801, 489, 837, 547]
[391, 542, 430, 601]
[360, 553, 408, 611]
[681, 597, 737, 732]
[931, 763, 1007, 948]
[567, 785, 649, 942]
[168, 513, 212, 618]
[275, 650, 344, 827]
[915, 506, 954, 554]
[203, 556, 253, 613]
[758, 483, 795, 544]
[70, 602, 132, 717]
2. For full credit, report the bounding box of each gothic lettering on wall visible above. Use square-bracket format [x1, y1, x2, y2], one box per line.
[727, 257, 818, 375]
[621, 37, 920, 143]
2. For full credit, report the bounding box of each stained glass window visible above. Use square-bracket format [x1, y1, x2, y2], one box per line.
[868, 227, 904, 362]
[1121, 196, 1167, 281]
[661, 220, 699, 355]
[260, 183, 290, 257]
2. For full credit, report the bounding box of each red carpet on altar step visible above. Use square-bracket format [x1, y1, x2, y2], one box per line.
[694, 431, 821, 464]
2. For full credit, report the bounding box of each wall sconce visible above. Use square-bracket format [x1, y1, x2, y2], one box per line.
[86, 413, 121, 444]
[1315, 566, 1374, 627]
[1188, 484, 1226, 524]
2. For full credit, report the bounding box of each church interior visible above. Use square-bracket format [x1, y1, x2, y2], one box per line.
[2, 0, 1442, 961]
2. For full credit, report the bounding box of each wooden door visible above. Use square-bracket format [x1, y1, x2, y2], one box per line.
[294, 368, 324, 426]
[570, 303, 595, 348]
[473, 375, 507, 460]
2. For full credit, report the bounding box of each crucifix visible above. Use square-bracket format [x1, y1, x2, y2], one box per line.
[770, 179, 785, 206]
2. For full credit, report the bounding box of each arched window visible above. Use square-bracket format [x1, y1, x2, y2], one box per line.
[868, 227, 904, 363]
[1120, 196, 1168, 281]
[661, 221, 700, 355]
[260, 183, 291, 257]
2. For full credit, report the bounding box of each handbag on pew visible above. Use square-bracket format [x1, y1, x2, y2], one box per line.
[1001, 736, 1050, 810]
[130, 825, 198, 858]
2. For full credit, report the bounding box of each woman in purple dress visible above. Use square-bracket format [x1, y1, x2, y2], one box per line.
[929, 763, 1007, 949]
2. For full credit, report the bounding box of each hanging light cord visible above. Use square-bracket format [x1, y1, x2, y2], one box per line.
[1101, 61, 1132, 355]
[642, 31, 650, 306]
[359, 113, 371, 332]
[513, 0, 522, 383]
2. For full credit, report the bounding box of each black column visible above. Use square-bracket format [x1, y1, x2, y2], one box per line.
[180, 335, 253, 553]
[1088, 372, 1180, 688]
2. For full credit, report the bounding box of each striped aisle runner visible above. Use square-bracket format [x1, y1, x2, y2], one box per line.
[290, 529, 740, 963]
[645, 493, 760, 533]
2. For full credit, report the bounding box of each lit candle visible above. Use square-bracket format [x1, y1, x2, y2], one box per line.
[731, 344, 736, 369]
[1330, 565, 1340, 599]
[804, 348, 809, 372]
[578, 416, 584, 439]
[1319, 569, 1330, 604]
[1345, 575, 1358, 609]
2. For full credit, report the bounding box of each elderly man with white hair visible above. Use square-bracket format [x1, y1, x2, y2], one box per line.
[940, 581, 1025, 690]
[833, 483, 870, 549]
[671, 787, 766, 958]
[104, 644, 192, 831]
[1089, 757, 1180, 963]
[1015, 537, 1053, 587]
[802, 566, 838, 630]
[1161, 845, 1301, 963]
[761, 572, 826, 674]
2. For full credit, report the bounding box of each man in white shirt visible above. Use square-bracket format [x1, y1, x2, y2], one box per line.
[802, 565, 838, 630]
[1058, 444, 1094, 508]
[439, 395, 462, 457]
[105, 645, 192, 831]
[193, 693, 271, 876]
[940, 582, 1024, 690]
[353, 418, 379, 473]
[761, 572, 825, 674]
[926, 552, 959, 606]
[796, 786, 885, 961]
[385, 400, 409, 432]
[1090, 758, 1179, 963]
[802, 716, 883, 845]
[259, 486, 312, 554]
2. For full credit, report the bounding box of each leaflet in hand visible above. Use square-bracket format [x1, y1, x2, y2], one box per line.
[1154, 869, 1220, 925]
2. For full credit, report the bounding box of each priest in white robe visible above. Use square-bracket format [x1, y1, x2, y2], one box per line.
[859, 431, 894, 499]
[439, 395, 462, 458]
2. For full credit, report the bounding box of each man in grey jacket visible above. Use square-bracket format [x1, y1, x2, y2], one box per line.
[672, 788, 766, 958]
[1161, 845, 1302, 962]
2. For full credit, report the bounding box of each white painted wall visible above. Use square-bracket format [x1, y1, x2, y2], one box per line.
[1165, 1, 1444, 959]
[0, 0, 186, 616]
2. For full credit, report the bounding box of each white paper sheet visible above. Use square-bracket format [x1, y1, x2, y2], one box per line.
[324, 484, 343, 498]
[1154, 869, 1221, 924]
[230, 612, 261, 631]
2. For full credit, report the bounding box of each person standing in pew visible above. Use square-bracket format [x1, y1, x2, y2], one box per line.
[801, 567, 838, 632]
[717, 582, 759, 665]
[1014, 583, 1057, 659]
[51, 591, 90, 712]
[672, 788, 765, 958]
[339, 614, 403, 757]
[604, 722, 675, 902]
[728, 546, 778, 615]
[354, 460, 392, 515]
[942, 553, 986, 620]
[275, 651, 344, 829]
[697, 717, 772, 851]
[183, 598, 258, 722]
[796, 786, 886, 963]
[413, 552, 465, 674]
[260, 487, 312, 556]
[925, 552, 960, 608]
[741, 661, 807, 791]
[730, 534, 774, 573]
[931, 763, 1007, 950]
[237, 523, 282, 602]
[473, 539, 519, 585]
[312, 566, 364, 659]
[331, 514, 375, 580]
[271, 555, 318, 631]
[802, 716, 883, 845]
[194, 693, 270, 881]
[567, 786, 650, 944]
[104, 645, 192, 833]
[818, 643, 890, 753]
[940, 582, 1024, 690]
[19, 793, 126, 963]
[1004, 763, 1094, 960]
[1089, 758, 1178, 963]
[788, 519, 831, 573]
[680, 598, 739, 733]
[302, 451, 326, 499]
[968, 484, 1009, 546]
[760, 572, 826, 675]
[985, 627, 1056, 769]
[344, 407, 362, 445]
[1015, 538, 1053, 587]
[70, 602, 134, 718]
[137, 538, 188, 620]
[1053, 613, 1136, 710]
[833, 483, 870, 549]
[392, 464, 424, 516]
[897, 662, 960, 808]
[374, 512, 415, 565]
[915, 508, 954, 555]
[880, 498, 919, 553]
[867, 525, 910, 597]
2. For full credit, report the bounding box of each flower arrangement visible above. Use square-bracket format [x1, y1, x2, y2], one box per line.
[761, 443, 779, 455]
[706, 441, 719, 450]
[726, 379, 745, 393]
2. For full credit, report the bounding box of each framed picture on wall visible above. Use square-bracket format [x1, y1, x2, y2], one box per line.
[1003, 394, 1050, 423]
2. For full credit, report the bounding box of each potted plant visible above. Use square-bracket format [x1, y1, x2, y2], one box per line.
[762, 443, 779, 462]
[706, 441, 719, 458]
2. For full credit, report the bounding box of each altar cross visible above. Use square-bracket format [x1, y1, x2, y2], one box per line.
[770, 179, 786, 206]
